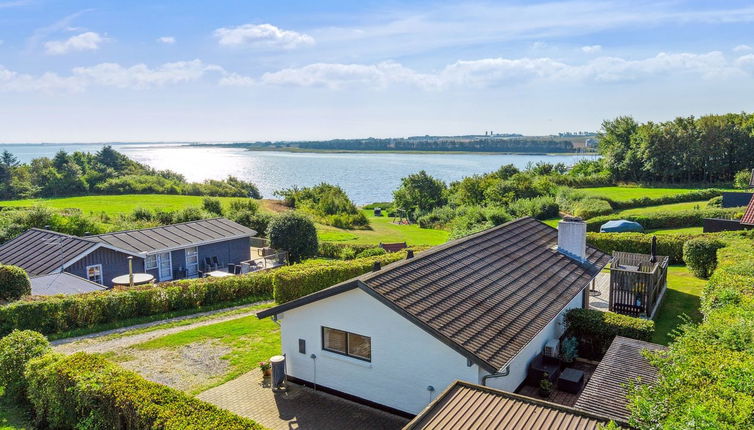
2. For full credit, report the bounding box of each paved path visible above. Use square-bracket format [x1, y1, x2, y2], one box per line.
[53, 300, 272, 354]
[588, 272, 610, 312]
[198, 370, 409, 430]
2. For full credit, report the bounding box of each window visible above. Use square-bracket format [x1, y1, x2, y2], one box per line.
[185, 247, 199, 277]
[145, 254, 157, 270]
[86, 264, 103, 284]
[322, 327, 371, 361]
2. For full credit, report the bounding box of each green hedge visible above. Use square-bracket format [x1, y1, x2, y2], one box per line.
[682, 236, 726, 279]
[273, 252, 408, 304]
[606, 188, 724, 210]
[564, 308, 655, 359]
[572, 198, 613, 219]
[318, 242, 377, 259]
[25, 352, 263, 429]
[586, 207, 742, 232]
[587, 232, 692, 264]
[627, 237, 754, 429]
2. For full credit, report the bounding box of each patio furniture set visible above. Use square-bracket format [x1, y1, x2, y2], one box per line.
[527, 352, 585, 395]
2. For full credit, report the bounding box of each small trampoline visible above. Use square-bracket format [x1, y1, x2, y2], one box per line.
[600, 219, 644, 233]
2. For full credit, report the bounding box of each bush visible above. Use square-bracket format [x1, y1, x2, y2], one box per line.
[339, 247, 357, 260]
[683, 237, 726, 278]
[0, 329, 50, 402]
[230, 211, 273, 236]
[572, 198, 613, 219]
[202, 197, 224, 216]
[25, 352, 263, 429]
[173, 207, 208, 223]
[131, 206, 154, 221]
[587, 232, 691, 264]
[318, 242, 376, 259]
[356, 247, 387, 258]
[564, 308, 654, 359]
[267, 212, 319, 263]
[507, 196, 559, 219]
[0, 265, 31, 302]
[708, 195, 723, 207]
[733, 169, 752, 189]
[273, 252, 408, 304]
[417, 206, 459, 229]
[585, 207, 742, 232]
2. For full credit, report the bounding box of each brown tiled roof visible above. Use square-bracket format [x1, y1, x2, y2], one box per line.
[259, 217, 610, 372]
[575, 336, 666, 422]
[91, 218, 257, 254]
[404, 381, 612, 430]
[740, 194, 754, 225]
[0, 229, 99, 276]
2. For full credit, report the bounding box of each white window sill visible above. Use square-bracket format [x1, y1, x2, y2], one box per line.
[320, 350, 373, 368]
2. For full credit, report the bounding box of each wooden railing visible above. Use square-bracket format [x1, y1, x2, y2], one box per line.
[608, 251, 669, 318]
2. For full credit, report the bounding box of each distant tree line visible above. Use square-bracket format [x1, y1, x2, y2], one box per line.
[246, 137, 581, 153]
[0, 146, 261, 200]
[600, 113, 754, 183]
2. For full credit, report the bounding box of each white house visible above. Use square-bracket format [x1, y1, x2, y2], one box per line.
[257, 217, 609, 415]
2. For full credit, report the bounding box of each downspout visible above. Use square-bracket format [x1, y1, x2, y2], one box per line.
[481, 365, 510, 386]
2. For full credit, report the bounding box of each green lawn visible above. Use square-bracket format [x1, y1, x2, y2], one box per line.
[0, 194, 259, 216]
[317, 210, 449, 246]
[647, 226, 704, 235]
[652, 265, 706, 345]
[615, 200, 709, 215]
[580, 186, 723, 202]
[132, 307, 280, 394]
[0, 389, 31, 430]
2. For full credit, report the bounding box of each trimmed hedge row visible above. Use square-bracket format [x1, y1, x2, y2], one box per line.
[627, 237, 754, 429]
[0, 272, 275, 336]
[25, 352, 264, 429]
[318, 242, 379, 259]
[564, 308, 655, 359]
[587, 232, 692, 264]
[273, 252, 409, 304]
[605, 188, 724, 210]
[585, 207, 742, 232]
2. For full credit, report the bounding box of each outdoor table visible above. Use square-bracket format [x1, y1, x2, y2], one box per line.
[558, 367, 585, 394]
[206, 270, 234, 278]
[111, 273, 155, 287]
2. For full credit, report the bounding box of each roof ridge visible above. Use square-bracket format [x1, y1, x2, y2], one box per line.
[27, 228, 100, 244]
[91, 216, 230, 237]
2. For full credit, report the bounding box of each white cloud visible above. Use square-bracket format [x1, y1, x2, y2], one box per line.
[0, 59, 223, 92]
[581, 44, 602, 53]
[213, 23, 314, 49]
[531, 41, 548, 49]
[260, 61, 433, 89]
[734, 44, 752, 52]
[157, 36, 176, 44]
[44, 32, 106, 55]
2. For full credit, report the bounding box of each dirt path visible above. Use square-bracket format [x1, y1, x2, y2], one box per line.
[53, 300, 272, 355]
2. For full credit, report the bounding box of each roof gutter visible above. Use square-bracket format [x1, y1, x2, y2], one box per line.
[481, 365, 510, 386]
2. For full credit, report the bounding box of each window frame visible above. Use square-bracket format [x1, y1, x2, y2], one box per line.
[86, 264, 103, 285]
[321, 326, 371, 362]
[145, 254, 157, 270]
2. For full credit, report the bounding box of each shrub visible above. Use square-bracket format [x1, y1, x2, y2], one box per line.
[572, 198, 613, 219]
[587, 232, 691, 264]
[417, 206, 460, 229]
[173, 207, 207, 223]
[0, 265, 31, 302]
[564, 308, 654, 359]
[267, 212, 319, 263]
[202, 197, 224, 216]
[230, 211, 273, 236]
[683, 237, 726, 278]
[228, 198, 259, 214]
[318, 242, 375, 259]
[356, 247, 387, 258]
[25, 352, 263, 429]
[733, 169, 752, 189]
[708, 195, 723, 207]
[507, 196, 559, 220]
[339, 247, 357, 260]
[131, 206, 154, 221]
[585, 207, 741, 232]
[273, 252, 408, 303]
[0, 329, 50, 402]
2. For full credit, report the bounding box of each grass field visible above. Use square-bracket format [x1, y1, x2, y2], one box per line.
[580, 186, 724, 202]
[615, 200, 709, 215]
[317, 210, 449, 246]
[652, 265, 706, 345]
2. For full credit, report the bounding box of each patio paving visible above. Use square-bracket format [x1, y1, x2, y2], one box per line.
[588, 272, 610, 312]
[197, 369, 409, 430]
[516, 361, 597, 407]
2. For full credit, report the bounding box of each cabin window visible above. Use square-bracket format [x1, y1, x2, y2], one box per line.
[86, 264, 103, 284]
[322, 327, 371, 362]
[145, 254, 157, 270]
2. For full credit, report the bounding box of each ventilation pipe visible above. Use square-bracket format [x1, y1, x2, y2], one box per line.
[372, 262, 381, 272]
[557, 217, 587, 262]
[406, 250, 414, 259]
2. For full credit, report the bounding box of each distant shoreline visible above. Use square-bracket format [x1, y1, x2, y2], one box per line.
[238, 146, 598, 156]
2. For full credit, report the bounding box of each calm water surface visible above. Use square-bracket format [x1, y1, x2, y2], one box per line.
[0, 143, 597, 204]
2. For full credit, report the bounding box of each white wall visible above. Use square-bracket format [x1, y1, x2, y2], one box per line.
[482, 288, 585, 392]
[277, 288, 479, 414]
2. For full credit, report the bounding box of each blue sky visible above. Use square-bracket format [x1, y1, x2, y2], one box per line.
[2, 0, 754, 142]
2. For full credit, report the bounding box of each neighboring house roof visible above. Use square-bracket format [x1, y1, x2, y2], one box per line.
[30, 272, 106, 296]
[575, 336, 666, 423]
[259, 217, 610, 372]
[404, 381, 613, 430]
[90, 218, 257, 254]
[740, 194, 754, 225]
[0, 229, 100, 276]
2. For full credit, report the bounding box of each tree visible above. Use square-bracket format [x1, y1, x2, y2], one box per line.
[267, 212, 318, 263]
[202, 197, 224, 216]
[393, 170, 447, 215]
[0, 264, 31, 302]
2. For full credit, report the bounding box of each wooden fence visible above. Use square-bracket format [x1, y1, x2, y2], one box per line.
[609, 251, 668, 318]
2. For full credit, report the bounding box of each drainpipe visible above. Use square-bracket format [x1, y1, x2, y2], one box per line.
[310, 353, 317, 390]
[128, 256, 134, 288]
[481, 365, 510, 386]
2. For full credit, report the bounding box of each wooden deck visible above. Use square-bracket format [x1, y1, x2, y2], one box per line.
[588, 272, 610, 312]
[515, 361, 597, 407]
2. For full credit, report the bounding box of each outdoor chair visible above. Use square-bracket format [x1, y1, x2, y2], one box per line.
[204, 257, 215, 271]
[212, 256, 221, 269]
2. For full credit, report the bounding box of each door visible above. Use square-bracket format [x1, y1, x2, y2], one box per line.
[158, 251, 172, 281]
[185, 247, 199, 278]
